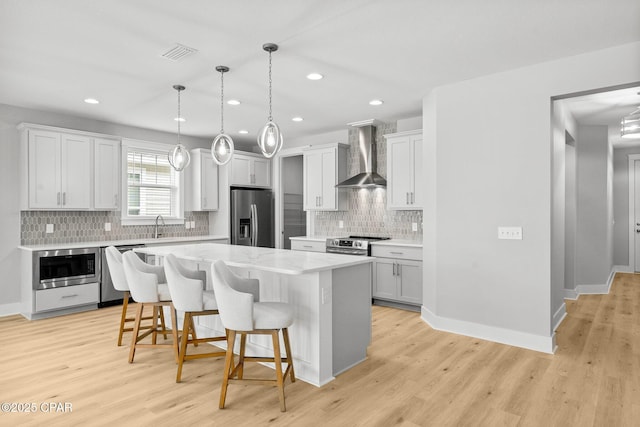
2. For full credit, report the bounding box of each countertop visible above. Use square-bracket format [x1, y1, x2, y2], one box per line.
[18, 235, 229, 252]
[137, 242, 374, 275]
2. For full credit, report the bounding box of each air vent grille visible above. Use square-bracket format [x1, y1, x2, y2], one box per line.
[160, 43, 198, 61]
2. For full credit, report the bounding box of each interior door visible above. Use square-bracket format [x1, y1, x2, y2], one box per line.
[634, 160, 640, 271]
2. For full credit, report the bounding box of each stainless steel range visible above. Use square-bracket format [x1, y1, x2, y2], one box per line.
[325, 236, 390, 256]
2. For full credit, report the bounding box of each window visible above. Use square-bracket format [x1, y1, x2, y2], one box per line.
[121, 139, 184, 225]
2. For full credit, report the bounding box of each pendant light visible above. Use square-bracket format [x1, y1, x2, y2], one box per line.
[621, 105, 640, 140]
[168, 84, 191, 171]
[211, 66, 235, 165]
[257, 43, 283, 158]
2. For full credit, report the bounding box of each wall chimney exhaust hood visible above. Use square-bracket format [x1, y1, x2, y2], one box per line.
[335, 119, 387, 188]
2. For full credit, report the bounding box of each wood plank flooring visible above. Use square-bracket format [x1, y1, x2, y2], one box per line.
[1, 273, 639, 426]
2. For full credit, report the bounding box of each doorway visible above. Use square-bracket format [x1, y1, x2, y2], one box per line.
[280, 155, 306, 249]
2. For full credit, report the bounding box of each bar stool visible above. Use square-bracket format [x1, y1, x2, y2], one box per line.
[122, 251, 179, 364]
[163, 253, 229, 382]
[211, 260, 295, 412]
[104, 246, 157, 346]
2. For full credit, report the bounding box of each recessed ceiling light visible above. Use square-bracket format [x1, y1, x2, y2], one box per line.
[227, 99, 241, 105]
[292, 117, 303, 122]
[238, 130, 249, 134]
[174, 117, 186, 122]
[369, 99, 383, 106]
[84, 98, 99, 104]
[307, 73, 323, 80]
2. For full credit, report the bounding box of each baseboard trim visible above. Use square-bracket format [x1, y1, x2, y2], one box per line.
[0, 303, 22, 317]
[552, 302, 567, 333]
[614, 264, 633, 273]
[420, 306, 555, 354]
[565, 267, 619, 300]
[563, 288, 579, 300]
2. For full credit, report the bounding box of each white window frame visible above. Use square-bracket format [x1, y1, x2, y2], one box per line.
[121, 138, 185, 226]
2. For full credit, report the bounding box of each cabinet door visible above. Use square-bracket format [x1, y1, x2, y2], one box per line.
[61, 133, 92, 209]
[28, 130, 61, 208]
[252, 157, 271, 187]
[304, 151, 323, 210]
[373, 259, 397, 299]
[397, 260, 422, 304]
[388, 138, 412, 209]
[200, 153, 219, 210]
[319, 149, 336, 209]
[231, 155, 251, 186]
[94, 138, 120, 209]
[411, 137, 423, 208]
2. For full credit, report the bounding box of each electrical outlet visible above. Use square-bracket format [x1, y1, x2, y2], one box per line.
[104, 222, 111, 232]
[45, 224, 54, 233]
[498, 226, 523, 240]
[321, 287, 331, 304]
[338, 220, 344, 228]
[412, 222, 418, 232]
[185, 221, 191, 229]
[190, 221, 195, 229]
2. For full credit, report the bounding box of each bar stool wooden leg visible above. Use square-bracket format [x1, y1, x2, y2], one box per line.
[282, 328, 295, 382]
[117, 291, 130, 346]
[220, 329, 236, 409]
[272, 330, 286, 412]
[176, 312, 191, 382]
[129, 303, 144, 363]
[238, 333, 247, 379]
[190, 316, 198, 346]
[151, 306, 158, 345]
[169, 304, 179, 363]
[158, 306, 168, 340]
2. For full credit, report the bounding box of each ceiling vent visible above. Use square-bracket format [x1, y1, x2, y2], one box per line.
[160, 43, 198, 61]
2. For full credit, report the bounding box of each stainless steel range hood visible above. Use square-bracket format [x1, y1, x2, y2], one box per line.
[336, 120, 387, 188]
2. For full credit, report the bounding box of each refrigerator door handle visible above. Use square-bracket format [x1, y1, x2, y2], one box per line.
[250, 204, 258, 246]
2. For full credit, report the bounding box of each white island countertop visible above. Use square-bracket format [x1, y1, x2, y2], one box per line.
[136, 243, 373, 275]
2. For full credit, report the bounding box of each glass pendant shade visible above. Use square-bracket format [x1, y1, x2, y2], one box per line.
[621, 107, 640, 139]
[211, 133, 234, 165]
[168, 143, 190, 171]
[257, 120, 283, 158]
[168, 84, 190, 171]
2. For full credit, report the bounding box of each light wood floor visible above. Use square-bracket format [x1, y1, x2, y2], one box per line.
[1, 274, 639, 426]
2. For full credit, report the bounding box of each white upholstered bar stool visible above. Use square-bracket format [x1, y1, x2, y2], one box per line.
[104, 246, 157, 346]
[163, 253, 228, 382]
[212, 260, 295, 412]
[122, 251, 179, 364]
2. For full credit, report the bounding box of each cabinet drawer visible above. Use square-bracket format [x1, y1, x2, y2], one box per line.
[371, 245, 422, 261]
[35, 282, 99, 312]
[291, 240, 326, 253]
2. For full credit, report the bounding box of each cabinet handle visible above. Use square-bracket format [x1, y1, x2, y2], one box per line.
[57, 192, 61, 205]
[392, 263, 396, 276]
[303, 245, 312, 248]
[411, 192, 415, 204]
[319, 196, 322, 206]
[397, 264, 401, 276]
[63, 192, 66, 205]
[61, 294, 79, 299]
[390, 251, 404, 255]
[406, 192, 409, 204]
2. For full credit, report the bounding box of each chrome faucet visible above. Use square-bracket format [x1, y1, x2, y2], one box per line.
[154, 214, 165, 238]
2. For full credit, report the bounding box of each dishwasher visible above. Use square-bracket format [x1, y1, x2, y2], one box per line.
[99, 244, 145, 307]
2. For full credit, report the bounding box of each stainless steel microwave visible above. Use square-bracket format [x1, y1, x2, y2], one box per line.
[32, 247, 100, 290]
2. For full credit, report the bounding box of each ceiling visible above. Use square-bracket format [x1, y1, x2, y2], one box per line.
[1, 0, 639, 150]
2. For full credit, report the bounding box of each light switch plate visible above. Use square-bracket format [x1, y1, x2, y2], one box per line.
[338, 220, 344, 228]
[104, 222, 111, 232]
[498, 226, 523, 240]
[185, 221, 191, 229]
[412, 222, 418, 232]
[45, 224, 54, 233]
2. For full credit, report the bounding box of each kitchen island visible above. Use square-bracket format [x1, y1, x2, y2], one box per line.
[136, 243, 374, 387]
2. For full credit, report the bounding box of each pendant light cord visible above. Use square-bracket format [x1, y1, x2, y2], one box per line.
[268, 49, 273, 122]
[220, 71, 225, 134]
[177, 88, 182, 145]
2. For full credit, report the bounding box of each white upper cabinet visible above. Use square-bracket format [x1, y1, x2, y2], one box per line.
[188, 148, 219, 211]
[303, 143, 349, 211]
[19, 124, 121, 211]
[25, 129, 93, 210]
[94, 138, 120, 210]
[385, 130, 422, 210]
[230, 152, 271, 187]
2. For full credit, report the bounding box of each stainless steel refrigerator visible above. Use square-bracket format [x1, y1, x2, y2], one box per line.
[230, 188, 274, 247]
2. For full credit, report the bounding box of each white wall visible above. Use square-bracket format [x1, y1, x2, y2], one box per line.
[575, 125, 613, 287]
[422, 41, 640, 353]
[0, 104, 211, 313]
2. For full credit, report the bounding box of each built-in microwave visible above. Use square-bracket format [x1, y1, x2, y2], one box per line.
[32, 247, 100, 290]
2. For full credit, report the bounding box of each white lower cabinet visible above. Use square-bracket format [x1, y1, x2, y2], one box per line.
[290, 239, 326, 253]
[372, 244, 422, 306]
[34, 282, 99, 312]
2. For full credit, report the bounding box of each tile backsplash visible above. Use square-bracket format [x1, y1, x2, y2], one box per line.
[21, 211, 209, 246]
[312, 121, 423, 240]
